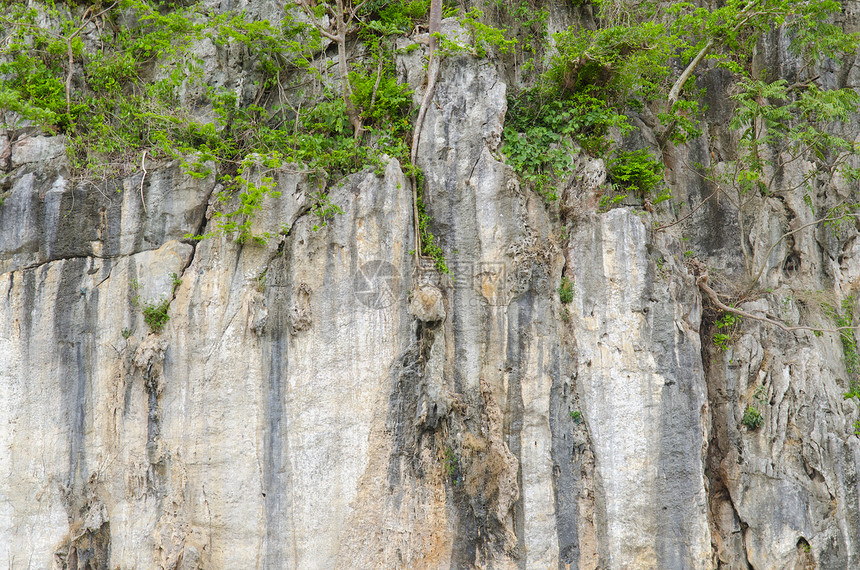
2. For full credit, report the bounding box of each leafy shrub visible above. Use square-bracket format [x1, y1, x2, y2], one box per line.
[742, 384, 767, 430]
[501, 88, 631, 200]
[348, 61, 413, 131]
[558, 276, 574, 304]
[442, 446, 461, 485]
[360, 0, 429, 32]
[548, 19, 676, 102]
[141, 298, 171, 333]
[742, 405, 763, 430]
[713, 311, 740, 351]
[606, 150, 664, 198]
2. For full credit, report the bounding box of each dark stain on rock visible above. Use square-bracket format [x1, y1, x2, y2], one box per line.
[260, 252, 295, 569]
[53, 258, 90, 491]
[548, 343, 580, 568]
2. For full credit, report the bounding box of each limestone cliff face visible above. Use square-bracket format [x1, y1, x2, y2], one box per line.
[2, 3, 860, 570]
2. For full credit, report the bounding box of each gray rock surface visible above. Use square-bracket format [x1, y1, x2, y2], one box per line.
[1, 2, 860, 569]
[567, 209, 710, 568]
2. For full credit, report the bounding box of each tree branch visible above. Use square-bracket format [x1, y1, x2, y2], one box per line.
[667, 38, 713, 107]
[409, 0, 442, 263]
[296, 0, 339, 41]
[667, 6, 762, 107]
[655, 187, 719, 231]
[745, 212, 860, 293]
[139, 150, 148, 215]
[64, 1, 119, 117]
[698, 275, 857, 334]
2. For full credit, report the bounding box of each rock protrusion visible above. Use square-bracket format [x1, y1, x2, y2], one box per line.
[409, 284, 446, 322]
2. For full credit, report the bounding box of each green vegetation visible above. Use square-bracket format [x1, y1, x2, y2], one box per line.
[130, 273, 182, 334]
[442, 446, 460, 484]
[827, 296, 860, 436]
[606, 150, 666, 200]
[829, 297, 860, 379]
[558, 276, 574, 304]
[3, 0, 860, 307]
[499, 0, 860, 211]
[742, 404, 764, 430]
[569, 410, 583, 424]
[0, 0, 419, 243]
[484, 0, 549, 74]
[416, 190, 448, 273]
[141, 298, 171, 333]
[742, 384, 768, 430]
[502, 90, 631, 201]
[714, 312, 741, 351]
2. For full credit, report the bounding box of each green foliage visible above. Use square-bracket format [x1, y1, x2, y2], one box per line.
[0, 0, 427, 243]
[130, 274, 177, 333]
[348, 37, 414, 133]
[657, 99, 703, 145]
[714, 311, 741, 351]
[558, 276, 574, 304]
[501, 0, 860, 208]
[460, 8, 517, 58]
[727, 78, 860, 196]
[86, 51, 138, 94]
[360, 0, 429, 33]
[742, 384, 767, 430]
[442, 446, 460, 485]
[606, 149, 664, 197]
[311, 191, 344, 232]
[433, 8, 516, 58]
[141, 298, 171, 333]
[742, 404, 764, 430]
[570, 410, 583, 424]
[828, 296, 860, 436]
[824, 297, 860, 380]
[598, 192, 627, 211]
[485, 0, 549, 75]
[549, 19, 678, 102]
[502, 88, 631, 200]
[416, 190, 448, 273]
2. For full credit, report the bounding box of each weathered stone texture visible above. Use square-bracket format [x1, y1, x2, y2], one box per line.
[2, 3, 860, 569]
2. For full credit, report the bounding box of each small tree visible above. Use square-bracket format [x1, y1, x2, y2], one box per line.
[296, 0, 368, 138]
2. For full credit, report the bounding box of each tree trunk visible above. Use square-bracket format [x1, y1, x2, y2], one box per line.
[334, 0, 362, 139]
[410, 0, 443, 260]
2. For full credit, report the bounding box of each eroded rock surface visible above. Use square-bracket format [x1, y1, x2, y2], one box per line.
[2, 3, 860, 569]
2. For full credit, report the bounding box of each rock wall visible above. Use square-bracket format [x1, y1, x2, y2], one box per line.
[2, 2, 860, 569]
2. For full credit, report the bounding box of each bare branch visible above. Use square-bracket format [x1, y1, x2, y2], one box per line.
[698, 276, 858, 334]
[745, 212, 860, 292]
[295, 0, 339, 41]
[409, 0, 443, 262]
[139, 150, 148, 215]
[655, 187, 719, 231]
[667, 38, 713, 107]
